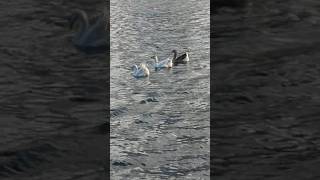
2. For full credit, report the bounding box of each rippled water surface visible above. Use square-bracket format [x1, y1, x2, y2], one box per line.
[214, 0, 320, 179]
[110, 0, 210, 179]
[0, 1, 107, 179]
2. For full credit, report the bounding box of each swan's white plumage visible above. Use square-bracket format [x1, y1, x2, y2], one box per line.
[185, 52, 189, 62]
[132, 63, 150, 78]
[153, 55, 173, 69]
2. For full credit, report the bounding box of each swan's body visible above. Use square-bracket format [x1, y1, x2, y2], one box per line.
[172, 49, 190, 65]
[153, 56, 173, 68]
[152, 50, 176, 69]
[70, 10, 108, 53]
[132, 63, 150, 78]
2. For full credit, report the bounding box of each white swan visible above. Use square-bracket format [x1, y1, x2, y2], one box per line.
[151, 50, 175, 69]
[69, 9, 108, 53]
[132, 63, 150, 78]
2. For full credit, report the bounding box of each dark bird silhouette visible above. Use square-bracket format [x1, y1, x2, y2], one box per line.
[172, 49, 190, 65]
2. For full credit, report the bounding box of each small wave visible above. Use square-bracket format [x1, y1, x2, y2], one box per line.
[0, 142, 62, 177]
[110, 107, 128, 117]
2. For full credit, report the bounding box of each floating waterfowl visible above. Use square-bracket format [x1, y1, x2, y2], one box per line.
[172, 49, 190, 65]
[151, 50, 176, 69]
[132, 63, 150, 78]
[69, 9, 108, 53]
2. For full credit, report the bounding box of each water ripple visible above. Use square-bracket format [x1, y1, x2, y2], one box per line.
[111, 0, 209, 179]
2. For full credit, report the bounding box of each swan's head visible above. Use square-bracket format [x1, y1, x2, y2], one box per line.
[68, 9, 89, 30]
[171, 50, 178, 59]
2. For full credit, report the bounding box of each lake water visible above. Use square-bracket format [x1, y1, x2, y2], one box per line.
[0, 1, 107, 179]
[110, 0, 210, 179]
[214, 0, 320, 179]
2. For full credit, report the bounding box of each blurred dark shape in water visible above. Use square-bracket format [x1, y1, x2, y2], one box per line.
[173, 49, 190, 65]
[69, 9, 108, 54]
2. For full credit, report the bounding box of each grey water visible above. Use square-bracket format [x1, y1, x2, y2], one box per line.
[214, 0, 320, 179]
[0, 1, 106, 179]
[110, 0, 210, 179]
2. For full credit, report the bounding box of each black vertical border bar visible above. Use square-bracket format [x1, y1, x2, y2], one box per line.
[106, 0, 111, 178]
[210, 0, 214, 178]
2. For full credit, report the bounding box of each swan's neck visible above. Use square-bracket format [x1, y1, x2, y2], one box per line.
[133, 65, 138, 72]
[76, 12, 90, 37]
[154, 56, 159, 63]
[172, 51, 177, 60]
